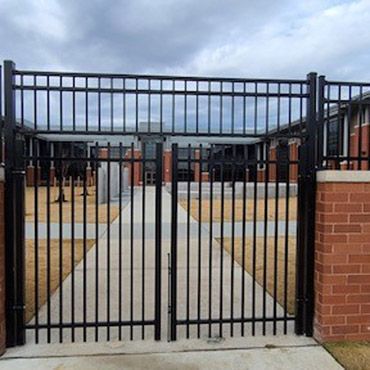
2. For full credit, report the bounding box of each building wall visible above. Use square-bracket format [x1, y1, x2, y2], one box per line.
[24, 113, 370, 188]
[257, 140, 300, 184]
[350, 123, 369, 170]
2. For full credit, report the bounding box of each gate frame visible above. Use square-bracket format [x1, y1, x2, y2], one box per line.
[169, 73, 318, 340]
[2, 62, 318, 345]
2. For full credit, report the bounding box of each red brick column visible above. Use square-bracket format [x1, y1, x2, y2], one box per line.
[257, 168, 265, 182]
[26, 166, 41, 186]
[289, 142, 299, 183]
[314, 170, 370, 342]
[0, 166, 6, 354]
[351, 124, 370, 170]
[124, 149, 142, 186]
[193, 150, 210, 182]
[163, 150, 172, 183]
[269, 146, 277, 182]
[49, 166, 56, 186]
[201, 172, 209, 182]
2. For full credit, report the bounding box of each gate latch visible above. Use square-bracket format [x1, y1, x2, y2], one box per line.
[12, 170, 26, 176]
[12, 304, 25, 311]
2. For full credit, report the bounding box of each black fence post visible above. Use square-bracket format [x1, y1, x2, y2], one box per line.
[170, 143, 178, 341]
[4, 60, 26, 346]
[304, 72, 317, 337]
[317, 76, 326, 169]
[154, 142, 163, 340]
[295, 72, 317, 336]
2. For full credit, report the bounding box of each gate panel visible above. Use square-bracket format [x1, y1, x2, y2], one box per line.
[22, 140, 162, 343]
[169, 76, 316, 340]
[170, 142, 301, 339]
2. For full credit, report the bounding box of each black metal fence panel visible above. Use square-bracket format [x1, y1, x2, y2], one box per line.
[12, 68, 308, 138]
[318, 77, 370, 170]
[169, 143, 301, 339]
[21, 140, 162, 343]
[2, 60, 321, 345]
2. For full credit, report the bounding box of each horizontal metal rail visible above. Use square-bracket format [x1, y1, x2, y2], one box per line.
[14, 69, 307, 84]
[25, 320, 156, 330]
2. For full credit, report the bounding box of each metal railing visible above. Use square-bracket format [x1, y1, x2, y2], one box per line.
[12, 63, 308, 138]
[318, 77, 370, 170]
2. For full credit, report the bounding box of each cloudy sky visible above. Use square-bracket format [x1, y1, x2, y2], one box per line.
[1, 0, 370, 80]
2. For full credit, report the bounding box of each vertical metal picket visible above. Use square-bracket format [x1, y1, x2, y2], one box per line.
[154, 142, 163, 340]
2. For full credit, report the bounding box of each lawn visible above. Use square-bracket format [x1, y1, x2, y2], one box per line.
[219, 236, 296, 315]
[25, 185, 119, 223]
[324, 341, 370, 370]
[25, 239, 95, 323]
[179, 197, 297, 223]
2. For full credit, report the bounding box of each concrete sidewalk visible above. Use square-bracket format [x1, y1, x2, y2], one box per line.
[1, 336, 342, 369]
[26, 186, 293, 343]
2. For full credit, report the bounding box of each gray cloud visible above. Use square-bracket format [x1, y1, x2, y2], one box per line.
[0, 0, 369, 80]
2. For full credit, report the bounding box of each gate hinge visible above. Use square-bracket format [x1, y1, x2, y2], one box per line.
[296, 297, 308, 303]
[298, 174, 313, 181]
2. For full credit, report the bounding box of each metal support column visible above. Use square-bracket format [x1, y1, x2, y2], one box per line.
[295, 72, 317, 336]
[4, 60, 26, 346]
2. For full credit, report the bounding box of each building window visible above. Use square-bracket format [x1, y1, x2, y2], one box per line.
[327, 117, 344, 157]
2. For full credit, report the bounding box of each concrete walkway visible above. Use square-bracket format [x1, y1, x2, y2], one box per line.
[1, 336, 343, 369]
[27, 186, 293, 343]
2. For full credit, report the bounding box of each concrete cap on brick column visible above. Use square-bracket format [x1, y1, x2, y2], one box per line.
[317, 170, 370, 183]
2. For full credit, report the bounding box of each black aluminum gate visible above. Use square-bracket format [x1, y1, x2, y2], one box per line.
[167, 74, 317, 340]
[2, 60, 316, 345]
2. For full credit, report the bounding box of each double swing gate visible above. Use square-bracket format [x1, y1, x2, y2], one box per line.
[3, 60, 317, 346]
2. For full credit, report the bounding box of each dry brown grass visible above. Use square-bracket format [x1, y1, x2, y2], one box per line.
[179, 197, 297, 223]
[324, 341, 370, 370]
[219, 237, 296, 314]
[25, 239, 95, 323]
[25, 185, 119, 223]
